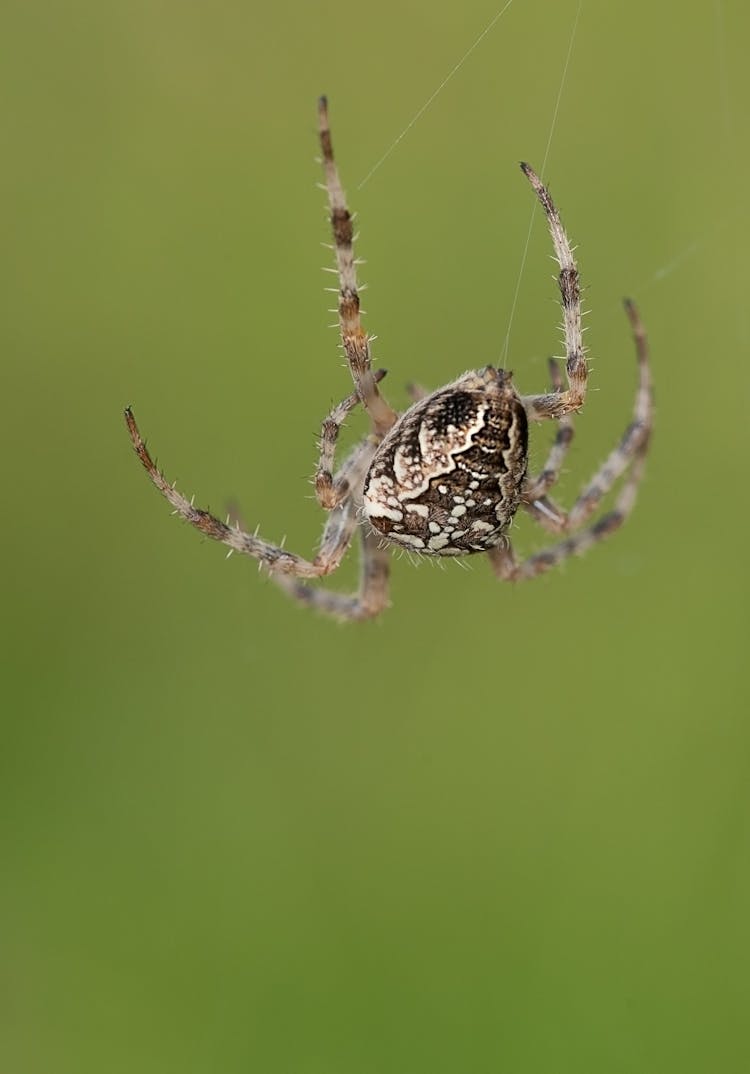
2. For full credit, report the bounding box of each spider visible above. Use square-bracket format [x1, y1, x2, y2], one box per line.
[125, 96, 652, 622]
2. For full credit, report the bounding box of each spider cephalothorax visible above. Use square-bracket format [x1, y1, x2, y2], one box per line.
[125, 97, 652, 621]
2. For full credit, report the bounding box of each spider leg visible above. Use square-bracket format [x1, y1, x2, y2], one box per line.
[563, 299, 652, 530]
[275, 527, 391, 621]
[126, 408, 351, 578]
[405, 381, 429, 404]
[278, 436, 390, 619]
[316, 432, 378, 541]
[519, 163, 588, 421]
[318, 96, 397, 437]
[523, 300, 653, 536]
[522, 356, 575, 504]
[315, 368, 386, 509]
[489, 443, 648, 582]
[521, 494, 567, 534]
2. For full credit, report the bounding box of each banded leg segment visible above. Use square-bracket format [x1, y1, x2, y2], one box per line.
[523, 300, 652, 536]
[126, 408, 351, 577]
[318, 96, 397, 436]
[523, 357, 575, 502]
[563, 299, 652, 529]
[493, 302, 652, 575]
[315, 368, 386, 509]
[522, 357, 575, 533]
[315, 433, 378, 550]
[490, 447, 648, 582]
[520, 163, 588, 421]
[275, 527, 391, 622]
[279, 434, 389, 620]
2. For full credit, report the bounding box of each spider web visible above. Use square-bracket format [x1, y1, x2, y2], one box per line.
[356, 0, 519, 192]
[354, 0, 746, 351]
[499, 0, 582, 367]
[354, 0, 584, 366]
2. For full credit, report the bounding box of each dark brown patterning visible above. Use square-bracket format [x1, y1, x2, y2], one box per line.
[363, 368, 528, 554]
[124, 97, 653, 621]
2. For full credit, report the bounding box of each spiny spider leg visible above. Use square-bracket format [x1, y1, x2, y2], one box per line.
[562, 298, 652, 530]
[318, 96, 397, 437]
[522, 300, 652, 536]
[232, 434, 378, 582]
[315, 368, 386, 509]
[490, 301, 652, 569]
[125, 408, 353, 577]
[523, 357, 575, 503]
[519, 163, 588, 421]
[275, 527, 391, 622]
[315, 434, 379, 553]
[124, 98, 653, 621]
[489, 442, 649, 581]
[276, 433, 389, 620]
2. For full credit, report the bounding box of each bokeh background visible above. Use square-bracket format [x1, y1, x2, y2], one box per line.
[3, 1, 749, 1071]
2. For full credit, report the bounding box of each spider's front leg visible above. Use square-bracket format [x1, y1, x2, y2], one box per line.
[125, 408, 353, 578]
[519, 163, 588, 422]
[315, 368, 387, 509]
[318, 96, 397, 438]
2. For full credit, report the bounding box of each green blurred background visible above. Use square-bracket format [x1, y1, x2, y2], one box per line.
[3, 1, 749, 1070]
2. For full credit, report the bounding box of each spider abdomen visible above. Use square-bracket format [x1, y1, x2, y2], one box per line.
[362, 367, 528, 556]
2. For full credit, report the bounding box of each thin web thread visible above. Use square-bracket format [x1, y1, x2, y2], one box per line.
[357, 0, 517, 190]
[633, 213, 735, 295]
[500, 0, 583, 366]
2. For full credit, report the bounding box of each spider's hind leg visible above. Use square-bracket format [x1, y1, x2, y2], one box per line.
[561, 299, 652, 531]
[492, 300, 653, 576]
[523, 358, 575, 502]
[490, 445, 648, 581]
[522, 357, 575, 532]
[524, 300, 653, 537]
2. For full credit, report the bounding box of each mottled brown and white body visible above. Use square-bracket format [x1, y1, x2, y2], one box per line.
[125, 97, 653, 621]
[363, 368, 528, 555]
